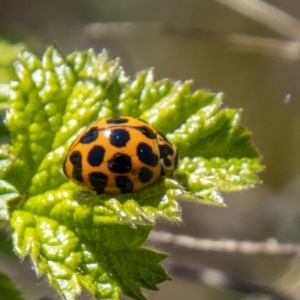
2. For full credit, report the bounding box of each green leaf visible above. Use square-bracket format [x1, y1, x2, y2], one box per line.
[0, 147, 15, 178]
[3, 45, 263, 299]
[11, 188, 169, 300]
[0, 180, 20, 219]
[0, 39, 22, 143]
[0, 271, 23, 300]
[0, 39, 22, 84]
[0, 148, 20, 219]
[177, 157, 262, 204]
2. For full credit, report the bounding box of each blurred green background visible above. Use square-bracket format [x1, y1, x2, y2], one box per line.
[1, 0, 300, 299]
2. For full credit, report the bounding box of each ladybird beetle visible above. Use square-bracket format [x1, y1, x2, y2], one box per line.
[63, 116, 178, 194]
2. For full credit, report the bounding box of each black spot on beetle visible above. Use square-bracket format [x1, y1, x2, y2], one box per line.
[137, 142, 158, 166]
[138, 167, 153, 183]
[107, 117, 129, 124]
[108, 153, 132, 173]
[69, 151, 83, 182]
[115, 176, 134, 193]
[159, 144, 174, 167]
[135, 126, 156, 139]
[89, 171, 108, 194]
[109, 129, 130, 147]
[80, 127, 99, 144]
[87, 145, 105, 167]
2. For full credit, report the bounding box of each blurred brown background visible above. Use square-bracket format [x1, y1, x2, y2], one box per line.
[1, 0, 300, 299]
